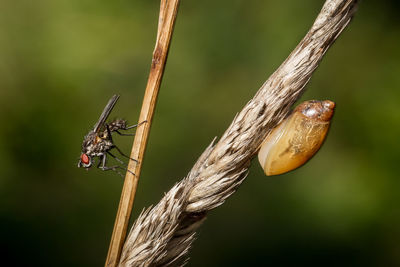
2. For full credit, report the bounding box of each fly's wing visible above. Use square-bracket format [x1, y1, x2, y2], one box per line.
[93, 95, 120, 133]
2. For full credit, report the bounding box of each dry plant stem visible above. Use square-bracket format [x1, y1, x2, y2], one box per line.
[120, 0, 359, 266]
[105, 0, 181, 266]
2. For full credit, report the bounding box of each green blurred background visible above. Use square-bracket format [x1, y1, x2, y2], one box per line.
[1, 0, 400, 266]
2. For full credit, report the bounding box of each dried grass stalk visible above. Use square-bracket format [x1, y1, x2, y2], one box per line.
[120, 0, 359, 266]
[106, 0, 181, 265]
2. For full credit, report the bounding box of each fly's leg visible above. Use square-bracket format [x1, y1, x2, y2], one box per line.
[105, 124, 133, 163]
[105, 123, 113, 141]
[107, 151, 124, 165]
[125, 120, 147, 130]
[113, 145, 139, 163]
[97, 154, 122, 177]
[114, 120, 148, 136]
[97, 157, 103, 168]
[114, 130, 134, 136]
[102, 166, 124, 177]
[99, 153, 135, 176]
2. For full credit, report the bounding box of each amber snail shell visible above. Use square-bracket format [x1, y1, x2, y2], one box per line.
[258, 100, 335, 176]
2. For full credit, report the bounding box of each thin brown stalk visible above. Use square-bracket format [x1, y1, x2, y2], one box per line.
[119, 0, 359, 266]
[105, 1, 180, 266]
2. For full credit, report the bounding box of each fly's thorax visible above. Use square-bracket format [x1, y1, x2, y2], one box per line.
[80, 129, 113, 157]
[82, 131, 96, 147]
[87, 138, 113, 156]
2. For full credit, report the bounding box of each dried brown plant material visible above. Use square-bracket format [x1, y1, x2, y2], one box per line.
[120, 0, 359, 266]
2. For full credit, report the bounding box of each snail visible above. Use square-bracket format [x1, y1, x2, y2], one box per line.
[258, 100, 335, 176]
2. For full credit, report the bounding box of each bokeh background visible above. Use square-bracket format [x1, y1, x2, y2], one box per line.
[1, 0, 400, 266]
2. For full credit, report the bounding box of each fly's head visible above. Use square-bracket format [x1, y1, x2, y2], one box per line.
[78, 152, 92, 168]
[78, 131, 97, 169]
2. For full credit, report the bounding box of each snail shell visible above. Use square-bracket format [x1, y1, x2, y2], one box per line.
[258, 100, 335, 176]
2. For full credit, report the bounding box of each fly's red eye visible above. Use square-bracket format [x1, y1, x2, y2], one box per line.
[81, 153, 90, 164]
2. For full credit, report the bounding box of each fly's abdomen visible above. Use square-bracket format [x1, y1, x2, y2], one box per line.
[108, 119, 128, 132]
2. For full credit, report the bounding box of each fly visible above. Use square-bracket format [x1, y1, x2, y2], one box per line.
[78, 94, 145, 176]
